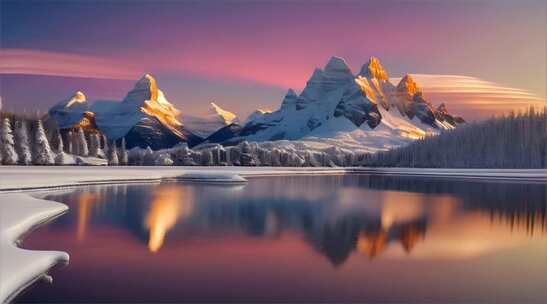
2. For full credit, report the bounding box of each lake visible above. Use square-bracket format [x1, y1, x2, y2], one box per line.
[17, 175, 547, 303]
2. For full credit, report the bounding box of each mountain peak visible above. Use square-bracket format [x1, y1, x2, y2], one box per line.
[359, 56, 389, 81]
[56, 90, 87, 110]
[209, 102, 238, 124]
[73, 91, 86, 102]
[324, 56, 352, 74]
[134, 73, 159, 101]
[310, 68, 324, 81]
[281, 88, 298, 109]
[397, 74, 420, 96]
[286, 88, 297, 97]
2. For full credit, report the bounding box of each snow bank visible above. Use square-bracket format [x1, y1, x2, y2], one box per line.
[1, 167, 544, 193]
[0, 194, 69, 303]
[175, 171, 247, 183]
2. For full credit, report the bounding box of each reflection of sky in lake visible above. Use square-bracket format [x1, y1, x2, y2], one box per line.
[19, 175, 547, 303]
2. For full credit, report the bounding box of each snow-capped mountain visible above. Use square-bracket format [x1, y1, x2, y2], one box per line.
[181, 102, 239, 137]
[48, 74, 202, 150]
[48, 91, 91, 129]
[204, 56, 464, 152]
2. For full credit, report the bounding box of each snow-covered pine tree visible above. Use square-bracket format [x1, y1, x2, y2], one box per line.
[14, 120, 32, 165]
[55, 131, 64, 153]
[101, 134, 108, 155]
[66, 130, 73, 154]
[143, 146, 155, 165]
[0, 118, 18, 165]
[71, 130, 80, 155]
[33, 120, 54, 165]
[76, 128, 89, 156]
[54, 132, 71, 165]
[89, 133, 100, 157]
[119, 137, 128, 165]
[107, 140, 119, 165]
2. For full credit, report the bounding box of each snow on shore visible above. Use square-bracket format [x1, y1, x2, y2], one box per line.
[0, 167, 545, 192]
[0, 194, 69, 303]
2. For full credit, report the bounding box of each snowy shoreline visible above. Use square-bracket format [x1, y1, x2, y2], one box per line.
[1, 166, 545, 193]
[0, 194, 69, 303]
[0, 166, 545, 303]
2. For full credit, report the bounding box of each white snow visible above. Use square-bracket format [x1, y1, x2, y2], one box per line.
[182, 102, 239, 138]
[0, 193, 69, 303]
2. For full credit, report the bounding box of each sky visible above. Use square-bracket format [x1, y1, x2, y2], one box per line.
[1, 0, 545, 120]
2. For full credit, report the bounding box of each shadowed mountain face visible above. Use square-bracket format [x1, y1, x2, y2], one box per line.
[20, 175, 547, 302]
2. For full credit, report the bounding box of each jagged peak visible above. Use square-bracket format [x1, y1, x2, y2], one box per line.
[209, 101, 238, 123]
[281, 88, 298, 108]
[324, 56, 353, 74]
[59, 90, 87, 109]
[397, 74, 421, 96]
[286, 88, 297, 97]
[309, 68, 324, 81]
[73, 91, 86, 101]
[359, 56, 389, 81]
[134, 73, 159, 101]
[209, 101, 223, 112]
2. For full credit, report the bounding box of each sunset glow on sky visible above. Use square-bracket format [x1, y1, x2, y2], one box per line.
[1, 0, 545, 119]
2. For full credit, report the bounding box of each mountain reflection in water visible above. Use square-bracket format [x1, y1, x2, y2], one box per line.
[19, 175, 547, 303]
[145, 186, 194, 252]
[38, 175, 546, 264]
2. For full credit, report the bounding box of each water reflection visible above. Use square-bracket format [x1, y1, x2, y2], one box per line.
[145, 186, 194, 252]
[76, 193, 98, 241]
[39, 175, 546, 264]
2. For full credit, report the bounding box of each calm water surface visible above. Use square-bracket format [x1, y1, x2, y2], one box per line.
[17, 175, 547, 303]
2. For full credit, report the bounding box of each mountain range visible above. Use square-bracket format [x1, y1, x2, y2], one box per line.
[46, 56, 464, 151]
[202, 56, 464, 151]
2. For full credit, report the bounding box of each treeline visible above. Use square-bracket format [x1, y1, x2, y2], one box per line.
[362, 107, 547, 168]
[0, 112, 127, 165]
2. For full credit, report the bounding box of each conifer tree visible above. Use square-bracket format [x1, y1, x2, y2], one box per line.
[33, 120, 54, 165]
[77, 128, 89, 156]
[119, 137, 128, 165]
[14, 120, 31, 165]
[108, 140, 119, 165]
[66, 130, 73, 154]
[0, 118, 18, 165]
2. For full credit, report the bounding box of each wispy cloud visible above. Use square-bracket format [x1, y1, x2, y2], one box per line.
[0, 49, 143, 80]
[391, 74, 546, 119]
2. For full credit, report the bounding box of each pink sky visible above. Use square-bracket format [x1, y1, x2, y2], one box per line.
[1, 1, 545, 119]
